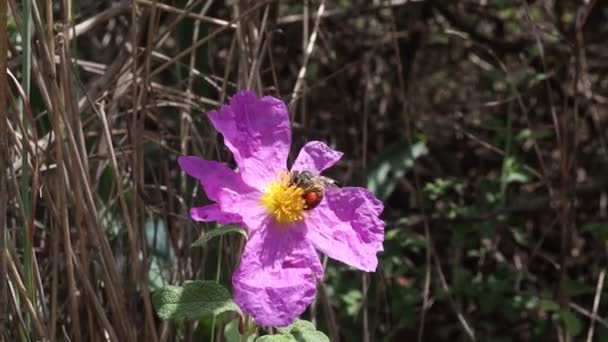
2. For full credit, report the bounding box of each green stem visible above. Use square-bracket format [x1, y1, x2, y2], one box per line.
[20, 0, 35, 337]
[241, 316, 257, 342]
[210, 234, 224, 342]
[499, 100, 514, 206]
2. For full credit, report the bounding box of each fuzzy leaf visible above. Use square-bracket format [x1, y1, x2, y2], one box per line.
[255, 335, 297, 342]
[153, 281, 239, 321]
[276, 319, 316, 334]
[292, 330, 330, 342]
[276, 320, 330, 342]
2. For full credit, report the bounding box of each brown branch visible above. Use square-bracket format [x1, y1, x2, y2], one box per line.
[430, 0, 530, 53]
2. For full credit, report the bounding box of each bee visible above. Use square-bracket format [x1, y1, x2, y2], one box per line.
[288, 170, 339, 210]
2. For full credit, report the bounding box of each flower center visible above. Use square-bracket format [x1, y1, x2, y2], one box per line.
[261, 172, 306, 225]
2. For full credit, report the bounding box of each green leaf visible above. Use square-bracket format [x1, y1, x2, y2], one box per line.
[367, 140, 428, 201]
[582, 223, 608, 242]
[292, 330, 330, 342]
[276, 320, 329, 342]
[538, 299, 560, 312]
[255, 334, 297, 342]
[276, 319, 316, 334]
[559, 310, 582, 337]
[515, 128, 552, 142]
[192, 225, 248, 247]
[502, 157, 530, 184]
[341, 289, 362, 317]
[153, 281, 239, 321]
[146, 218, 175, 290]
[531, 72, 554, 82]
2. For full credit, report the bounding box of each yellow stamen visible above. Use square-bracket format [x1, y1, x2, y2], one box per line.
[261, 172, 306, 225]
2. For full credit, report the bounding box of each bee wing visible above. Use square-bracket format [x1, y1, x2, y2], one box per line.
[320, 176, 340, 189]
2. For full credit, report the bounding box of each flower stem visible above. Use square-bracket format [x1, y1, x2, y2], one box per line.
[210, 235, 224, 342]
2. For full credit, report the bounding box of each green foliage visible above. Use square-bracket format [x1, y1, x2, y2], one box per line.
[582, 223, 608, 243]
[265, 320, 330, 342]
[501, 157, 530, 184]
[367, 139, 428, 201]
[276, 320, 316, 334]
[536, 300, 582, 337]
[424, 178, 465, 200]
[152, 281, 239, 321]
[145, 218, 174, 290]
[559, 310, 582, 337]
[255, 335, 297, 342]
[7, 0, 608, 340]
[515, 128, 552, 142]
[340, 289, 362, 317]
[291, 330, 330, 342]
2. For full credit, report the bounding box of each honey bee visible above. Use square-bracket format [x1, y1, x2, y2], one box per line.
[288, 170, 339, 210]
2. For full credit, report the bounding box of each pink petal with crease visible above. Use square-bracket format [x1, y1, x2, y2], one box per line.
[208, 91, 291, 189]
[232, 220, 323, 327]
[190, 205, 241, 225]
[291, 141, 343, 173]
[305, 187, 384, 272]
[177, 156, 266, 230]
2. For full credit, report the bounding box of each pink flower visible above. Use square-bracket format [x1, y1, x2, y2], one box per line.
[178, 91, 384, 327]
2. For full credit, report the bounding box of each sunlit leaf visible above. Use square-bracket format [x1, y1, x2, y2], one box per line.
[255, 335, 297, 342]
[367, 140, 428, 200]
[276, 320, 330, 342]
[153, 281, 239, 321]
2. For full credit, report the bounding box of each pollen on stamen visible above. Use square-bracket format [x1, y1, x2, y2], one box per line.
[261, 172, 306, 225]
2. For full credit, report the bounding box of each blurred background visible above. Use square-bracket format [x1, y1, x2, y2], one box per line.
[2, 0, 608, 341]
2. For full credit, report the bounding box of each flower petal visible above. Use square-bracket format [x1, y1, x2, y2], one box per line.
[233, 220, 323, 327]
[208, 91, 291, 188]
[291, 141, 343, 173]
[305, 187, 384, 272]
[178, 156, 266, 229]
[190, 205, 241, 225]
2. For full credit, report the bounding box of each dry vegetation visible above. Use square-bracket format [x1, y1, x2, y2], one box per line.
[1, 0, 608, 341]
